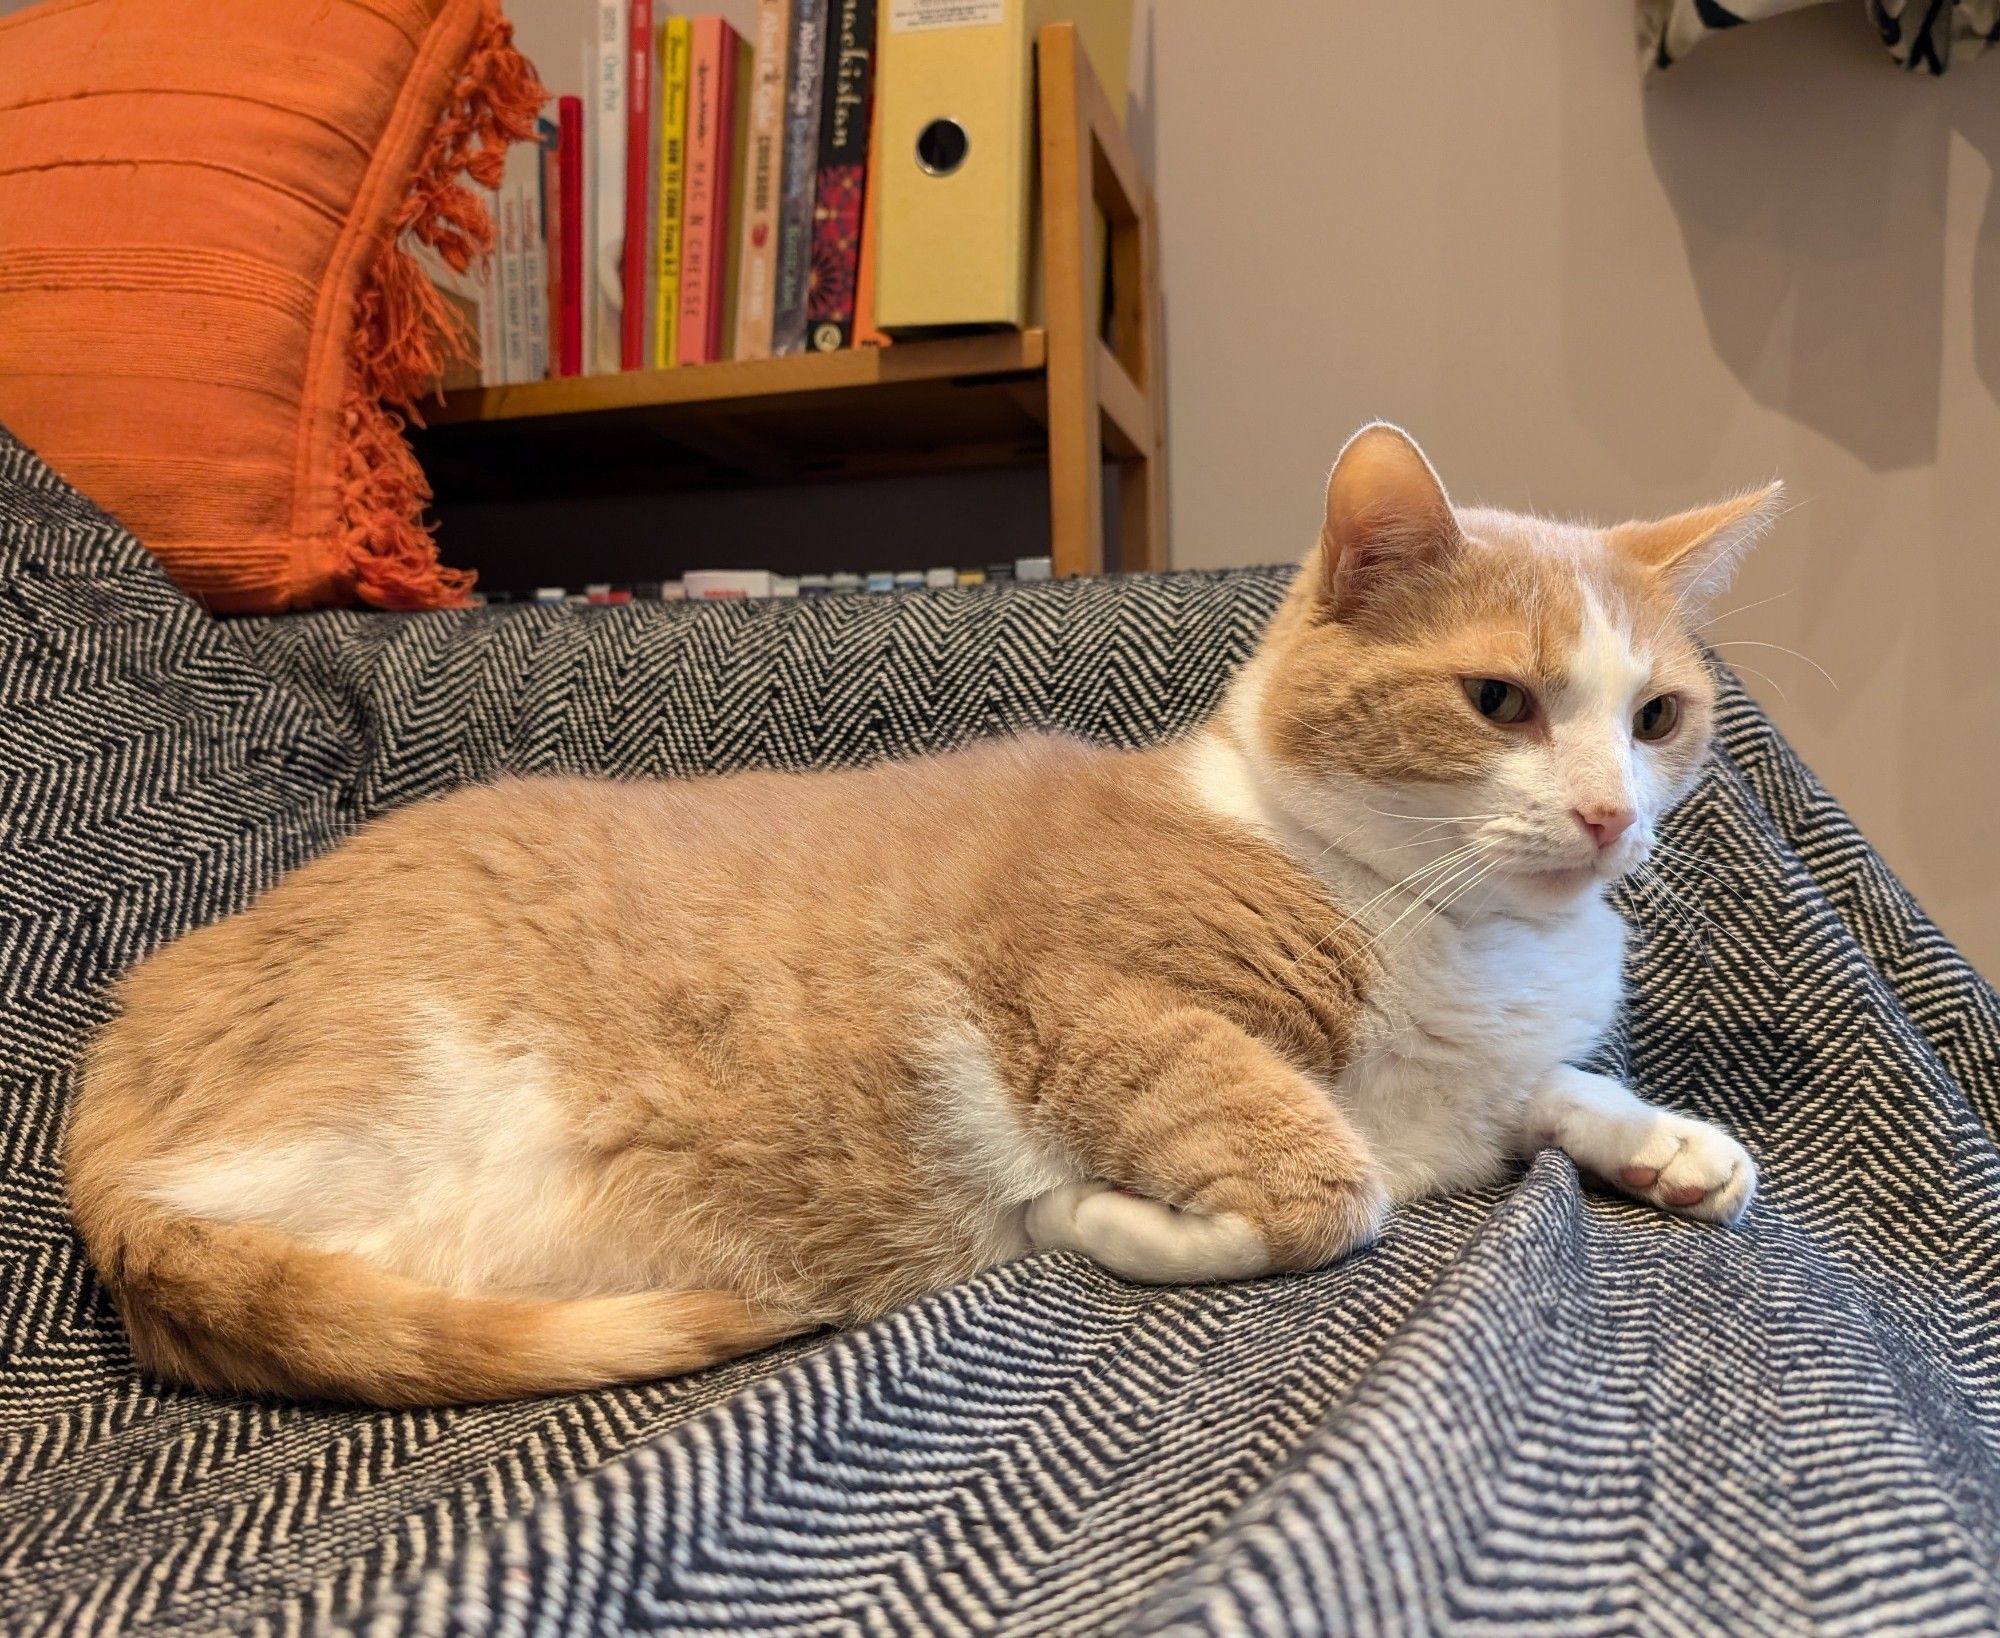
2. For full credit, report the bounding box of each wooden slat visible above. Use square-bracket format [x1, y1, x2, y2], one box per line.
[428, 331, 1048, 425]
[1119, 192, 1169, 571]
[1096, 342, 1149, 460]
[1037, 24, 1104, 579]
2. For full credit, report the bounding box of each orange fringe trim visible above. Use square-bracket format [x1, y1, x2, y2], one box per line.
[338, 0, 545, 611]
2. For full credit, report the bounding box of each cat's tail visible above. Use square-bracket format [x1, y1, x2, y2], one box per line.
[70, 1193, 812, 1407]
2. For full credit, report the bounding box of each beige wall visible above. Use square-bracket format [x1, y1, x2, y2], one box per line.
[1134, 0, 2000, 976]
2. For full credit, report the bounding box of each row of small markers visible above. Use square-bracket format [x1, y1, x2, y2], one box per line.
[474, 555, 1056, 606]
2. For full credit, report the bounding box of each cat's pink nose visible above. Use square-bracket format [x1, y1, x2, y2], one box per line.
[1573, 804, 1636, 850]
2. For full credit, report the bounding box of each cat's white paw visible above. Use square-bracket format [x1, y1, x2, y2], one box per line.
[1611, 1115, 1757, 1225]
[1026, 1181, 1273, 1284]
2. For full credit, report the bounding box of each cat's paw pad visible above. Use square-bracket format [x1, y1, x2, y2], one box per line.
[1615, 1117, 1757, 1225]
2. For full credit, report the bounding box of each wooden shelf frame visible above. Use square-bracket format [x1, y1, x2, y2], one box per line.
[421, 23, 1165, 578]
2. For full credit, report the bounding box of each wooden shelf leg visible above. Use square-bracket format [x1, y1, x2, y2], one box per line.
[1115, 195, 1168, 572]
[1037, 27, 1104, 578]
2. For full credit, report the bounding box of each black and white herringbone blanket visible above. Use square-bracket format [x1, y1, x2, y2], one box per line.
[3, 428, 1998, 1637]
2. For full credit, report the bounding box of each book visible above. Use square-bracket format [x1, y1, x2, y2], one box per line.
[476, 184, 503, 385]
[556, 95, 586, 376]
[677, 18, 744, 366]
[592, 0, 629, 373]
[498, 184, 526, 382]
[874, 0, 1132, 330]
[851, 75, 888, 348]
[731, 0, 792, 362]
[652, 16, 692, 368]
[771, 0, 827, 355]
[719, 39, 756, 359]
[806, 0, 876, 352]
[684, 569, 774, 599]
[620, 0, 652, 371]
[535, 116, 560, 379]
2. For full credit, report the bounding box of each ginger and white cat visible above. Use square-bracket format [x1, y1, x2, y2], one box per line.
[68, 425, 1774, 1406]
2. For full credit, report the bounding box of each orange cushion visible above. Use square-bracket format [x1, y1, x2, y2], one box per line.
[0, 0, 540, 611]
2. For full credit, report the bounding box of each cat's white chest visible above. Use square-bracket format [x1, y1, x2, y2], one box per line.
[1330, 894, 1625, 1201]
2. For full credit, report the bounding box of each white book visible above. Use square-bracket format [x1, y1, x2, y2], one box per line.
[643, 14, 663, 370]
[506, 137, 551, 382]
[593, 0, 629, 375]
[497, 186, 528, 385]
[683, 569, 775, 599]
[476, 185, 503, 387]
[523, 177, 551, 382]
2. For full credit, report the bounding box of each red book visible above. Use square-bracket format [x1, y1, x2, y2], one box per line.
[677, 18, 744, 366]
[557, 95, 585, 377]
[620, 0, 654, 371]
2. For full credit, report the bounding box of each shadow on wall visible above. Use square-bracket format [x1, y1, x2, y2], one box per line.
[1566, 5, 2000, 476]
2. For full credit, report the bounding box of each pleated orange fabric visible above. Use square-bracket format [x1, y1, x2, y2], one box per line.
[0, 0, 541, 611]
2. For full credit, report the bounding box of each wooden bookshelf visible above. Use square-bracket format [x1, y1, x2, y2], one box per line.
[411, 24, 1165, 579]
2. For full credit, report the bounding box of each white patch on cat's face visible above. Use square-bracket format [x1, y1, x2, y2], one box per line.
[1438, 581, 1691, 914]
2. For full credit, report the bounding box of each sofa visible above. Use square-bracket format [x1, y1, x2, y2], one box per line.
[3, 427, 1997, 1635]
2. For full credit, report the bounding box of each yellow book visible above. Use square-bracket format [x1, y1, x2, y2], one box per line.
[653, 16, 693, 369]
[874, 0, 1131, 333]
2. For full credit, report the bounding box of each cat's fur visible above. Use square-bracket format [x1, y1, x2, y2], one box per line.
[67, 425, 1778, 1406]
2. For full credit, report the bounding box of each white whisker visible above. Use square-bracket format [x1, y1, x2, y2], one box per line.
[1708, 639, 1838, 693]
[1698, 585, 1797, 633]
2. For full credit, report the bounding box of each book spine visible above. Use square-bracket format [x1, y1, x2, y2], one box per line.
[676, 19, 728, 366]
[620, 0, 652, 371]
[476, 184, 502, 386]
[771, 0, 827, 356]
[593, 0, 628, 374]
[731, 0, 792, 362]
[719, 36, 756, 358]
[557, 96, 585, 376]
[523, 182, 550, 380]
[851, 70, 888, 348]
[707, 26, 744, 362]
[535, 116, 560, 379]
[654, 17, 692, 369]
[805, 0, 875, 352]
[498, 183, 528, 384]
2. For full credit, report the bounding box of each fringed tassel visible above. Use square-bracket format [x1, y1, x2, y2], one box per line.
[337, 0, 545, 611]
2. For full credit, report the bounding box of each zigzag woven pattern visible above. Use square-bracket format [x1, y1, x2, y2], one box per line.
[2, 427, 1997, 1634]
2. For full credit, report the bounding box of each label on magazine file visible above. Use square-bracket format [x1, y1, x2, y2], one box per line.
[890, 0, 1002, 31]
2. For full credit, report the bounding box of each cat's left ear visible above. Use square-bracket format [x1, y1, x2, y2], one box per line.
[1320, 423, 1464, 620]
[1607, 482, 1785, 609]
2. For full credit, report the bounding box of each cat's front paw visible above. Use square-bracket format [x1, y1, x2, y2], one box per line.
[1613, 1115, 1757, 1225]
[1026, 1181, 1275, 1284]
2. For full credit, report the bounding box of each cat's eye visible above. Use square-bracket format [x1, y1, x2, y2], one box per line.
[1633, 693, 1681, 742]
[1464, 677, 1534, 726]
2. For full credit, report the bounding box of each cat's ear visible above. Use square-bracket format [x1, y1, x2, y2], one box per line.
[1607, 482, 1784, 610]
[1319, 423, 1463, 618]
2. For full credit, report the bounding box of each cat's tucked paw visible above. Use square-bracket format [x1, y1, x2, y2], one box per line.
[1027, 1182, 1274, 1284]
[1611, 1116, 1757, 1225]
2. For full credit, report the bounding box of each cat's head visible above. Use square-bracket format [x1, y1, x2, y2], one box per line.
[1247, 422, 1781, 915]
